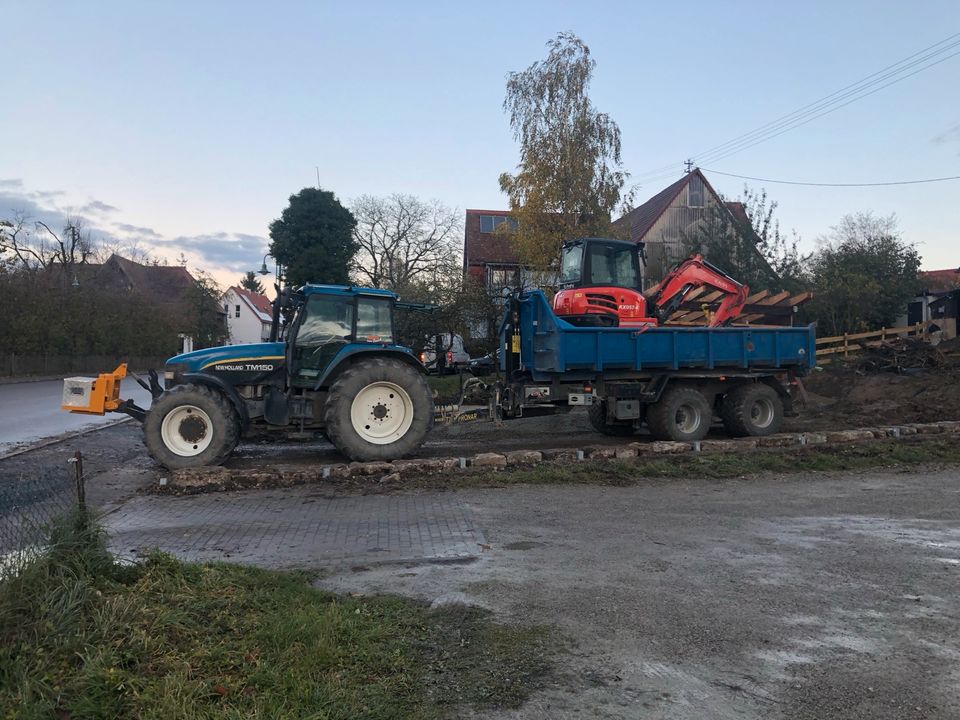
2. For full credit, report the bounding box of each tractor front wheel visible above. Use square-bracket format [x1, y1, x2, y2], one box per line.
[325, 358, 434, 461]
[144, 384, 241, 469]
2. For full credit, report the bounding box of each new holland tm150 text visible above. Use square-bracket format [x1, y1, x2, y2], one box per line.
[62, 285, 434, 470]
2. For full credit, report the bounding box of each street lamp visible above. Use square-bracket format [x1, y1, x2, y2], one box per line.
[258, 253, 270, 276]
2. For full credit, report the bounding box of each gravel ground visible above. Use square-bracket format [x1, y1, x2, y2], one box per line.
[318, 470, 960, 719]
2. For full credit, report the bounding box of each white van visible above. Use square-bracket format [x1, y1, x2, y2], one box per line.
[419, 333, 470, 374]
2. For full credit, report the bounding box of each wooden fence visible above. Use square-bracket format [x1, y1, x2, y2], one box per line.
[0, 354, 169, 378]
[815, 322, 931, 359]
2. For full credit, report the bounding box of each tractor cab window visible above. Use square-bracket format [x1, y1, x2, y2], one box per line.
[586, 242, 640, 289]
[296, 295, 354, 346]
[559, 243, 584, 286]
[292, 295, 354, 382]
[356, 298, 393, 343]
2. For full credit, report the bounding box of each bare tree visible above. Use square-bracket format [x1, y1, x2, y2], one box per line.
[351, 194, 462, 289]
[0, 212, 95, 270]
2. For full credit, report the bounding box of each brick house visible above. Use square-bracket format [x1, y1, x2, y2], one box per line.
[462, 209, 523, 295]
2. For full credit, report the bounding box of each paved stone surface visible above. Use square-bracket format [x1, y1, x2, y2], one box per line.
[105, 487, 485, 568]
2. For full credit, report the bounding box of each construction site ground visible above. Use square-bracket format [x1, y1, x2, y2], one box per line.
[4, 363, 960, 718]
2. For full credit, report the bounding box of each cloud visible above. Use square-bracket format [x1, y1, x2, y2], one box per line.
[113, 222, 162, 239]
[154, 232, 269, 272]
[0, 181, 268, 276]
[933, 122, 960, 145]
[79, 200, 119, 215]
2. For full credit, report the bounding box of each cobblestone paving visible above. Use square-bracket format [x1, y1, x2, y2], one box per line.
[104, 487, 485, 568]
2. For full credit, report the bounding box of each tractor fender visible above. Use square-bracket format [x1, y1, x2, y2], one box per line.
[181, 373, 251, 428]
[314, 347, 424, 390]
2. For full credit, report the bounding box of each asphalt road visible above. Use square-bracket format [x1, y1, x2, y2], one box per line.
[0, 378, 153, 456]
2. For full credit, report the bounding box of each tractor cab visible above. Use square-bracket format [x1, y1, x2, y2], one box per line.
[288, 285, 396, 387]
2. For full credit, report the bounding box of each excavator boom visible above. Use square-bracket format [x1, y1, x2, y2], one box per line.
[649, 254, 749, 326]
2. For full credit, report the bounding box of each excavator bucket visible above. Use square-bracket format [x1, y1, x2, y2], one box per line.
[61, 364, 128, 415]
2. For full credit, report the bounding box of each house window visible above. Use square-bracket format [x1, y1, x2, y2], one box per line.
[688, 175, 705, 207]
[487, 266, 520, 292]
[235, 305, 241, 318]
[479, 215, 518, 234]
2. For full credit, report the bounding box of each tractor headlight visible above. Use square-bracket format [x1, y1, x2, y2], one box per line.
[163, 363, 188, 387]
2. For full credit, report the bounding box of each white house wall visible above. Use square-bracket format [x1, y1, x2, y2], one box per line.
[224, 289, 270, 345]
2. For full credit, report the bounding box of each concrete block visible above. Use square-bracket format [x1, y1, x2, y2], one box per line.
[472, 452, 507, 468]
[825, 430, 875, 443]
[757, 433, 801, 448]
[349, 461, 395, 476]
[915, 423, 944, 435]
[505, 449, 543, 465]
[898, 425, 918, 435]
[649, 441, 693, 454]
[540, 448, 579, 462]
[801, 432, 828, 445]
[936, 421, 960, 433]
[585, 446, 617, 459]
[699, 440, 743, 453]
[614, 447, 638, 459]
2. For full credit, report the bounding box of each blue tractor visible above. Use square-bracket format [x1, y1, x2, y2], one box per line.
[62, 285, 434, 469]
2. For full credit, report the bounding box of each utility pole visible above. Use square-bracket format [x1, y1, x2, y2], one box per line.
[315, 167, 321, 189]
[684, 159, 694, 173]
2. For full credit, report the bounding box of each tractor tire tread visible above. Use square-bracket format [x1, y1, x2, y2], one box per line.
[647, 385, 712, 442]
[143, 383, 241, 470]
[719, 383, 784, 437]
[324, 357, 433, 462]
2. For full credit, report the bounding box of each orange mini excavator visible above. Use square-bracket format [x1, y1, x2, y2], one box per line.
[552, 237, 749, 328]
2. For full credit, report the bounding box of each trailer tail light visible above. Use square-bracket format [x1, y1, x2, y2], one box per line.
[419, 352, 426, 363]
[447, 351, 453, 364]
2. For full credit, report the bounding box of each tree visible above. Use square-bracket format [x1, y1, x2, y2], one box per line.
[0, 214, 94, 271]
[499, 32, 631, 272]
[680, 185, 808, 292]
[240, 270, 265, 294]
[806, 212, 921, 336]
[269, 188, 358, 286]
[351, 194, 461, 289]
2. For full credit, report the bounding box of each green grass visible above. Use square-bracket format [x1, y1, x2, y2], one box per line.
[0, 514, 555, 719]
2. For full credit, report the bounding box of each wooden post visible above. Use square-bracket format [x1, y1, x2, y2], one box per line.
[881, 326, 886, 342]
[843, 333, 849, 358]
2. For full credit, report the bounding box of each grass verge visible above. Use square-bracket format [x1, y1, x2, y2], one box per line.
[0, 513, 555, 719]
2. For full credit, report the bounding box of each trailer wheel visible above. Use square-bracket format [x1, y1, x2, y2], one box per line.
[647, 386, 712, 442]
[325, 357, 433, 461]
[720, 383, 783, 437]
[144, 384, 240, 470]
[587, 401, 639, 436]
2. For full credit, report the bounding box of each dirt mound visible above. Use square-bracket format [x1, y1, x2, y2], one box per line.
[794, 363, 960, 430]
[853, 336, 960, 375]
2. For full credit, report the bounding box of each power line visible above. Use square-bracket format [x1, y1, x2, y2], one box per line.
[701, 168, 960, 187]
[632, 31, 960, 179]
[696, 47, 960, 166]
[691, 33, 960, 165]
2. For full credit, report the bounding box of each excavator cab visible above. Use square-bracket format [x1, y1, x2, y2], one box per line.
[554, 238, 656, 327]
[552, 237, 749, 328]
[558, 238, 643, 291]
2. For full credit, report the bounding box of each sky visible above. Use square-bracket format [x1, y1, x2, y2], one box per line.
[2, 0, 959, 290]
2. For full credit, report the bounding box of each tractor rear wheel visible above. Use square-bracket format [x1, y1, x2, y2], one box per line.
[144, 384, 240, 469]
[587, 400, 639, 437]
[324, 358, 433, 461]
[647, 385, 712, 442]
[720, 383, 783, 437]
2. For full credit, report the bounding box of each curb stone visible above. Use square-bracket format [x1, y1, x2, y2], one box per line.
[158, 419, 960, 494]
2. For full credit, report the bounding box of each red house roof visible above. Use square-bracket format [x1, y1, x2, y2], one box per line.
[231, 286, 273, 320]
[920, 268, 960, 292]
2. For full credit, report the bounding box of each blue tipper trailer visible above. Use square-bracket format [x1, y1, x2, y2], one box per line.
[496, 290, 816, 442]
